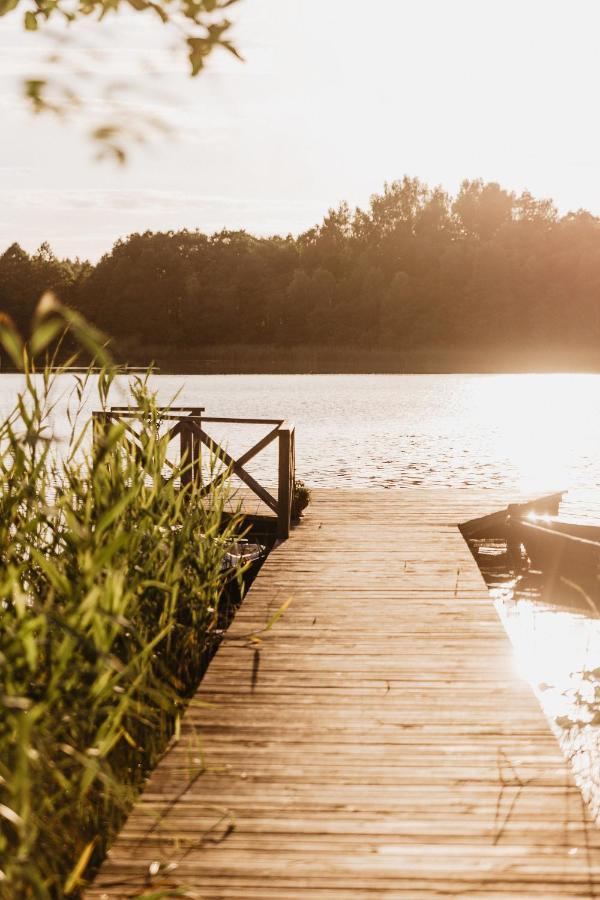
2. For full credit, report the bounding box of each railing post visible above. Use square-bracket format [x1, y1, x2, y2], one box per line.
[92, 411, 109, 453]
[180, 419, 192, 488]
[190, 408, 202, 485]
[278, 423, 294, 540]
[290, 425, 296, 513]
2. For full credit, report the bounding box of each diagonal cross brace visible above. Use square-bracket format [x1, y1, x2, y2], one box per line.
[188, 421, 280, 514]
[103, 415, 183, 481]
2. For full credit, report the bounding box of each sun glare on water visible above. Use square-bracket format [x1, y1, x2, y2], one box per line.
[476, 373, 600, 496]
[495, 594, 600, 714]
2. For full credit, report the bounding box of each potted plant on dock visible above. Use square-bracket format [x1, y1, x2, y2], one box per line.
[292, 479, 311, 520]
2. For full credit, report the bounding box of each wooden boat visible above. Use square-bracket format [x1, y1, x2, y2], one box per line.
[508, 513, 600, 592]
[460, 491, 564, 540]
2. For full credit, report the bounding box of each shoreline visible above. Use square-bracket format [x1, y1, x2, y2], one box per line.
[4, 343, 600, 375]
[108, 342, 600, 375]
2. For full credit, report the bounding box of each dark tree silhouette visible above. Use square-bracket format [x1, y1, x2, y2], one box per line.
[3, 176, 600, 369]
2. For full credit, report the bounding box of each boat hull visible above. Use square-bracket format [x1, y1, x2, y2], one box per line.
[511, 518, 600, 591]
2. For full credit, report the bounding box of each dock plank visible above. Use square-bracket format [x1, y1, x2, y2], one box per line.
[88, 489, 600, 898]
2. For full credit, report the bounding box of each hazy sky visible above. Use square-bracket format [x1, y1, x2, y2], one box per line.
[2, 0, 600, 259]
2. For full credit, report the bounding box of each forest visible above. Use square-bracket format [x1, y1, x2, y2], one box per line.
[3, 176, 600, 371]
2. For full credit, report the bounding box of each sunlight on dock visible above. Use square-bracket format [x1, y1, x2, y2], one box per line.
[88, 488, 600, 899]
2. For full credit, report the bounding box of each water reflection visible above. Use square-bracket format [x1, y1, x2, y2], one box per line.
[472, 533, 600, 823]
[2, 372, 600, 490]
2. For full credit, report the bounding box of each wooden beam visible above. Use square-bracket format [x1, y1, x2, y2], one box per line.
[277, 423, 293, 540]
[191, 422, 279, 515]
[89, 488, 600, 899]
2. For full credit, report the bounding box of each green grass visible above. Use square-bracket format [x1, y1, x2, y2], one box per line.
[0, 303, 245, 897]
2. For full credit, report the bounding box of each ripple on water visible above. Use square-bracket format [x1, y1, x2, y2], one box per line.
[473, 493, 600, 827]
[3, 371, 600, 491]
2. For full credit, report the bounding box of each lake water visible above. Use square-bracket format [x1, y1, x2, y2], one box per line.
[3, 372, 600, 494]
[128, 372, 600, 493]
[3, 371, 600, 818]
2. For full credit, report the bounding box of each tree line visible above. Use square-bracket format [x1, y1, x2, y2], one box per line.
[3, 176, 600, 367]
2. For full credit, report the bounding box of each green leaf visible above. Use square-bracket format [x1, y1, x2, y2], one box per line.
[29, 318, 65, 357]
[147, 0, 168, 22]
[22, 630, 38, 671]
[223, 39, 244, 62]
[34, 290, 62, 322]
[0, 315, 23, 368]
[29, 548, 72, 595]
[62, 307, 112, 366]
[64, 839, 96, 894]
[0, 803, 24, 829]
[265, 596, 293, 630]
[187, 37, 210, 76]
[96, 486, 137, 536]
[555, 715, 577, 729]
[24, 10, 37, 29]
[24, 78, 47, 113]
[0, 0, 19, 17]
[207, 20, 230, 39]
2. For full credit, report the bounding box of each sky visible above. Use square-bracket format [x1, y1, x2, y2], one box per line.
[2, 0, 600, 260]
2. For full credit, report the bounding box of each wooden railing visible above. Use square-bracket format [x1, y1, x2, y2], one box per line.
[93, 407, 296, 539]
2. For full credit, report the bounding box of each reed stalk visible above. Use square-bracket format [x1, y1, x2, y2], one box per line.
[0, 302, 243, 897]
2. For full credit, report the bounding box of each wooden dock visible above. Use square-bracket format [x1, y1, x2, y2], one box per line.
[88, 489, 600, 899]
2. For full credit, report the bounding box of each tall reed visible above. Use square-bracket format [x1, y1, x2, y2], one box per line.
[0, 303, 243, 897]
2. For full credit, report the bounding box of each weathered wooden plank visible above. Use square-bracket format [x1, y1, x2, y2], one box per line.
[87, 489, 600, 899]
